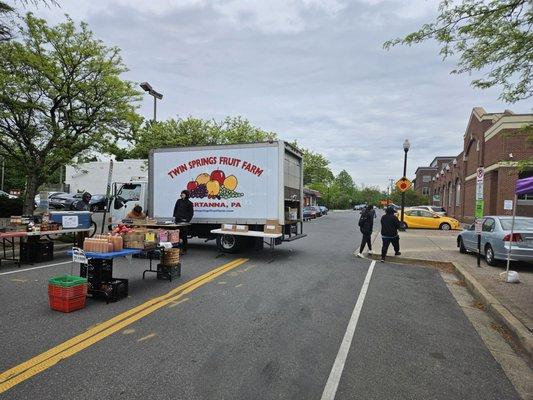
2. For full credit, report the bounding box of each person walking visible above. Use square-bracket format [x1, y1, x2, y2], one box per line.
[380, 206, 402, 262]
[356, 205, 374, 257]
[173, 190, 194, 254]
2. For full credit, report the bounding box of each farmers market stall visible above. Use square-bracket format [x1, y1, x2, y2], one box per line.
[59, 225, 184, 308]
[0, 212, 92, 266]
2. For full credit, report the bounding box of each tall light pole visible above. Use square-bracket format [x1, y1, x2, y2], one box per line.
[140, 82, 163, 122]
[400, 139, 410, 223]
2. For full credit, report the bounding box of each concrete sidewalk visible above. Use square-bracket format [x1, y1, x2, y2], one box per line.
[370, 229, 533, 335]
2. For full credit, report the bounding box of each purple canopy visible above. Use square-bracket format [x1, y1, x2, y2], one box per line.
[516, 176, 533, 195]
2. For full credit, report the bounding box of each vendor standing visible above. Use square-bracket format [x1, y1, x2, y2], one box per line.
[173, 190, 194, 254]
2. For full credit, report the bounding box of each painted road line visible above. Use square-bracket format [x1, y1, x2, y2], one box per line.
[0, 258, 248, 394]
[320, 260, 376, 400]
[0, 257, 245, 384]
[0, 261, 72, 276]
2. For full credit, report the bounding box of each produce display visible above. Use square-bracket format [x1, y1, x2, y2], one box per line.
[83, 235, 123, 253]
[8, 215, 61, 232]
[112, 224, 134, 235]
[188, 170, 244, 199]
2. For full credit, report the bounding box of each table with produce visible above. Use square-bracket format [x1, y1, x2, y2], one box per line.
[57, 225, 184, 310]
[0, 213, 91, 266]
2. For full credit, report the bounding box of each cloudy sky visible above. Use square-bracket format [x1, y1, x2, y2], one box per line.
[24, 0, 531, 189]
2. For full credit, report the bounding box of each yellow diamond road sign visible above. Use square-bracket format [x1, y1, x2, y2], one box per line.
[396, 177, 412, 192]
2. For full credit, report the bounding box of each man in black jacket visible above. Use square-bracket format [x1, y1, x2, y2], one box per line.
[356, 205, 374, 257]
[380, 206, 402, 262]
[173, 190, 194, 253]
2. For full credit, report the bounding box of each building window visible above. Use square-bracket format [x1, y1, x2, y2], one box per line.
[455, 179, 461, 206]
[422, 175, 431, 183]
[448, 183, 453, 207]
[422, 187, 429, 195]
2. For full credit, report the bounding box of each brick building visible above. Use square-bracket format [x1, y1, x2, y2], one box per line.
[413, 157, 455, 198]
[414, 107, 533, 222]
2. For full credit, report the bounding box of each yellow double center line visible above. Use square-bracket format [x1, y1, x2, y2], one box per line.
[0, 257, 248, 394]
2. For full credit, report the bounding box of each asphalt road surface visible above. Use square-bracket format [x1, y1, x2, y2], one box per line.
[0, 211, 520, 399]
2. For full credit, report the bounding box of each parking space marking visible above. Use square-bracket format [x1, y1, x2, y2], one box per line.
[168, 297, 189, 308]
[321, 260, 376, 400]
[137, 333, 157, 343]
[0, 258, 248, 394]
[0, 261, 72, 276]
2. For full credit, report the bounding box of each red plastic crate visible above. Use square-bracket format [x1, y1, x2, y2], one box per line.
[49, 295, 86, 313]
[48, 283, 87, 299]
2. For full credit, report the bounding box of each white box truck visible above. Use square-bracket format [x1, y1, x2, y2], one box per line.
[110, 141, 306, 252]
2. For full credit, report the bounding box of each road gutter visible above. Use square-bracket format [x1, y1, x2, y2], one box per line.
[364, 252, 533, 364]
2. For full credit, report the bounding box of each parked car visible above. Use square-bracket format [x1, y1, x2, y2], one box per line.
[34, 191, 68, 208]
[457, 216, 533, 266]
[353, 204, 366, 211]
[398, 209, 460, 230]
[303, 206, 318, 220]
[0, 190, 17, 199]
[319, 206, 328, 215]
[49, 193, 108, 212]
[411, 205, 447, 216]
[309, 205, 323, 217]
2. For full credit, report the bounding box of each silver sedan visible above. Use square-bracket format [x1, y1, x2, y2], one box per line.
[457, 216, 533, 266]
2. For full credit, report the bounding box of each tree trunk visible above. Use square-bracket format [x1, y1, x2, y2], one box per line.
[22, 172, 39, 215]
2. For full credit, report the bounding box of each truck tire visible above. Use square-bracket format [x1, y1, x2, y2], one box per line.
[216, 234, 241, 253]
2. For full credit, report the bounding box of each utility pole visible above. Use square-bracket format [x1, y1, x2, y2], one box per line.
[1, 157, 4, 191]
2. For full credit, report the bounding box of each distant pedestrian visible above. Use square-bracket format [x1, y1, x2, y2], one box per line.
[380, 206, 402, 262]
[356, 205, 374, 257]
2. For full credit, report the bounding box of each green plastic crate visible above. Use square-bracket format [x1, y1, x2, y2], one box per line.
[48, 275, 87, 287]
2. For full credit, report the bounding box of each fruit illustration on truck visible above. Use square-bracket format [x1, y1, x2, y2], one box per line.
[187, 170, 244, 199]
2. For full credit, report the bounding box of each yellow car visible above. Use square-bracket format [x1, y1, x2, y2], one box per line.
[397, 209, 461, 230]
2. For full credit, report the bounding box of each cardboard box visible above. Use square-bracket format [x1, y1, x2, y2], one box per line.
[123, 240, 144, 249]
[285, 208, 298, 221]
[221, 224, 236, 232]
[234, 225, 249, 232]
[264, 219, 282, 234]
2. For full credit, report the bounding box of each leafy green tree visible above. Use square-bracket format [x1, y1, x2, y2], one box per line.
[0, 14, 140, 213]
[359, 186, 383, 206]
[117, 116, 277, 159]
[1, 1, 57, 41]
[390, 188, 430, 207]
[384, 0, 532, 103]
[301, 149, 334, 186]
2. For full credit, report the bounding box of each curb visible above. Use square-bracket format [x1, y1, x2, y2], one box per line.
[451, 261, 533, 363]
[365, 252, 533, 363]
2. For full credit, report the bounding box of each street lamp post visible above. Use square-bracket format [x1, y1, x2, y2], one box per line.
[400, 139, 410, 223]
[140, 82, 163, 122]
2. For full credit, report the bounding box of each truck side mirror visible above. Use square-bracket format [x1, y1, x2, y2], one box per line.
[114, 198, 124, 210]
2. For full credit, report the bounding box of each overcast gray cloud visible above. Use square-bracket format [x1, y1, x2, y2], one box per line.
[26, 0, 531, 189]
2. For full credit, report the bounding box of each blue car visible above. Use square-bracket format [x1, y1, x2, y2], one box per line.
[457, 216, 533, 266]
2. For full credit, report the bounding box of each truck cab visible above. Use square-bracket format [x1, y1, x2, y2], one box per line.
[110, 178, 148, 225]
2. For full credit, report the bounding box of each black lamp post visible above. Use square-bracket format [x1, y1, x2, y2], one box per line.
[140, 82, 163, 122]
[400, 139, 410, 223]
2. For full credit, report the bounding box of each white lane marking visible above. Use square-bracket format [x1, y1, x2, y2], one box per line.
[0, 261, 72, 276]
[321, 260, 376, 400]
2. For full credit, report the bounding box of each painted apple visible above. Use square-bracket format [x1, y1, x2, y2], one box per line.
[210, 170, 225, 185]
[187, 181, 198, 191]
